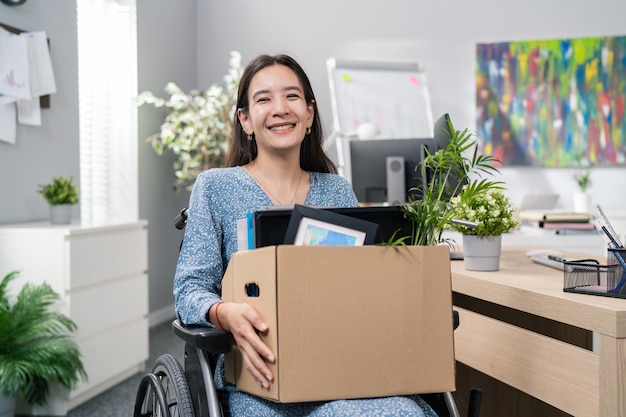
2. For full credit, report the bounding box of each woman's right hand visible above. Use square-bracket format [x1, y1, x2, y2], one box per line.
[210, 302, 275, 389]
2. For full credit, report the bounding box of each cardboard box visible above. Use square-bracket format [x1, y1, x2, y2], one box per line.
[222, 245, 455, 403]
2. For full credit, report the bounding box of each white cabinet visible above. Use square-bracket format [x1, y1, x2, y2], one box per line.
[0, 220, 149, 415]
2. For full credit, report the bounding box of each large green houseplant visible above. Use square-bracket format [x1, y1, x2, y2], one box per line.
[0, 271, 87, 411]
[400, 115, 503, 246]
[137, 51, 243, 191]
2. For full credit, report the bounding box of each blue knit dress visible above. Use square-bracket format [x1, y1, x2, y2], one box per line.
[174, 166, 438, 417]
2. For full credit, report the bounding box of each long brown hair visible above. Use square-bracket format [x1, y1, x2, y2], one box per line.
[225, 54, 336, 174]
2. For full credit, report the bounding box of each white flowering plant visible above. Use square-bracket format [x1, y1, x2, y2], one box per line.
[448, 184, 520, 236]
[137, 51, 243, 191]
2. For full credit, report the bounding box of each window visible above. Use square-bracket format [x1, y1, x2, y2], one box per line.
[77, 0, 138, 225]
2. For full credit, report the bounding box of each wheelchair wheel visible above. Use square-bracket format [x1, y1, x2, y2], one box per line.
[134, 354, 195, 417]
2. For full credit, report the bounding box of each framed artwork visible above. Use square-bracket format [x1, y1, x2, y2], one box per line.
[283, 205, 379, 246]
[476, 35, 626, 167]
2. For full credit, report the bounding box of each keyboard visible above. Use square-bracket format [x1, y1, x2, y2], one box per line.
[530, 255, 565, 270]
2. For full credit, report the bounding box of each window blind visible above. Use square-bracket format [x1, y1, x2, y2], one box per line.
[78, 0, 138, 225]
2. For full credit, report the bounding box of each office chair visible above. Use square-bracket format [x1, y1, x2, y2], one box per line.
[133, 208, 483, 417]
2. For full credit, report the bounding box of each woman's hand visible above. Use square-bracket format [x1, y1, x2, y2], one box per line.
[210, 302, 275, 389]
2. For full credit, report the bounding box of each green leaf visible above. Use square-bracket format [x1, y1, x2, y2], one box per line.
[37, 176, 79, 205]
[0, 271, 87, 405]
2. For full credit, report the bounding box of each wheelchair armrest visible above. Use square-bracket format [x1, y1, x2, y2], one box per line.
[172, 319, 232, 355]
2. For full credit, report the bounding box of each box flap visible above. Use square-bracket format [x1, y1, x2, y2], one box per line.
[222, 253, 236, 384]
[222, 246, 280, 399]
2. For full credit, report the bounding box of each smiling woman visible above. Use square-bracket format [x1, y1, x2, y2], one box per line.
[172, 53, 441, 416]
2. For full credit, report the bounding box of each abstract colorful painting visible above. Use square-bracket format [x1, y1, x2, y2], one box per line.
[476, 35, 626, 167]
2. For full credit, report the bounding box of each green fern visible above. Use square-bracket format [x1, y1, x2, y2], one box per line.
[379, 228, 410, 246]
[0, 271, 87, 405]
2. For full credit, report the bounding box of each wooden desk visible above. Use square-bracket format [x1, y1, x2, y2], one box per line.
[451, 247, 626, 417]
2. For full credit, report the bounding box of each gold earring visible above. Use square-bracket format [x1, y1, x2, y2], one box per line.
[306, 127, 311, 135]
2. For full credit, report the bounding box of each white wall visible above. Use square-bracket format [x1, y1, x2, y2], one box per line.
[195, 0, 626, 212]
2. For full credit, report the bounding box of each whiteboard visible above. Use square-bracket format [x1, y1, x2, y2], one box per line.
[327, 58, 434, 139]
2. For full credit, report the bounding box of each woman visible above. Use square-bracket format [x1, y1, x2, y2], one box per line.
[174, 54, 437, 416]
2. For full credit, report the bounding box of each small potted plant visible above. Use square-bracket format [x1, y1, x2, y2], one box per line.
[37, 176, 79, 224]
[447, 185, 521, 271]
[573, 169, 592, 192]
[572, 167, 592, 213]
[0, 271, 87, 415]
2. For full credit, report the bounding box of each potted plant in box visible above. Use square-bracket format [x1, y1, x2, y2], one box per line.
[37, 176, 79, 224]
[400, 114, 503, 247]
[0, 271, 86, 417]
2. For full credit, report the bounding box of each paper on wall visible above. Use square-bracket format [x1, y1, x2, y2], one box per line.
[17, 97, 41, 126]
[0, 27, 31, 100]
[0, 96, 17, 144]
[22, 31, 56, 97]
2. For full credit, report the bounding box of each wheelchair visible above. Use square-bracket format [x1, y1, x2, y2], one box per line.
[133, 208, 483, 417]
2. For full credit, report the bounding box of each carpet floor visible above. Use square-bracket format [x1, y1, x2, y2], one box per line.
[67, 320, 185, 417]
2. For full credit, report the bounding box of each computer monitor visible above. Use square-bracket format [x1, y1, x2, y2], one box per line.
[431, 113, 453, 154]
[349, 138, 433, 204]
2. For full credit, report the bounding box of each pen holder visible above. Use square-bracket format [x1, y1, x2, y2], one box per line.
[563, 248, 626, 298]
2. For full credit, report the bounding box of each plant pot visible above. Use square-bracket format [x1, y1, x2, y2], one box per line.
[462, 235, 502, 271]
[50, 204, 73, 224]
[573, 192, 591, 214]
[0, 392, 15, 417]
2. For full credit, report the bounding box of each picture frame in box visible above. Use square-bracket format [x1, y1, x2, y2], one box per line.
[284, 205, 379, 246]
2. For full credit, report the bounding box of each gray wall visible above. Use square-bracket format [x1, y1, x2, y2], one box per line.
[137, 0, 197, 323]
[0, 0, 196, 325]
[2, 0, 625, 324]
[0, 1, 80, 223]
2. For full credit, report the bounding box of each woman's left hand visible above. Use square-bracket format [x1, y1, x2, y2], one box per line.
[211, 301, 275, 389]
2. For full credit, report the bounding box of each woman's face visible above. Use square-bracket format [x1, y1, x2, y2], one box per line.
[238, 64, 314, 156]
